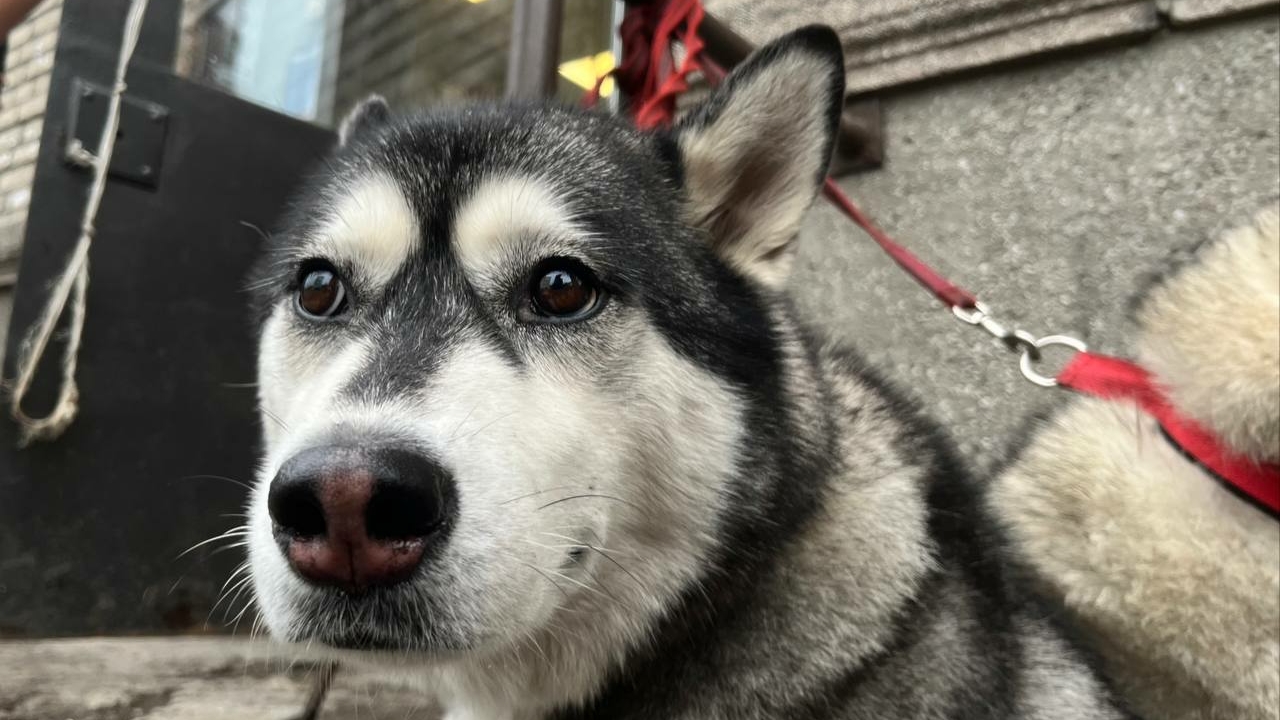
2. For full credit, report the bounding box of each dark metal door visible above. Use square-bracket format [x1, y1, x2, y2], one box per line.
[0, 0, 333, 636]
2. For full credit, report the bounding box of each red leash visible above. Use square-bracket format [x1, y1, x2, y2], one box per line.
[821, 180, 978, 309]
[594, 0, 1280, 517]
[585, 0, 707, 131]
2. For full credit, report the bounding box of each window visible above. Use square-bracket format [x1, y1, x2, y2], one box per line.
[179, 0, 344, 123]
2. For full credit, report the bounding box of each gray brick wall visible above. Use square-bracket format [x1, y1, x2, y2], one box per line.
[331, 0, 612, 116]
[333, 0, 515, 114]
[0, 0, 61, 271]
[0, 0, 61, 360]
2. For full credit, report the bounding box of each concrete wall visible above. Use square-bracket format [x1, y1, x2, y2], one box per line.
[793, 15, 1280, 473]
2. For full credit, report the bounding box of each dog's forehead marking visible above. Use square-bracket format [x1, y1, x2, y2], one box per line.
[306, 172, 419, 287]
[453, 174, 576, 274]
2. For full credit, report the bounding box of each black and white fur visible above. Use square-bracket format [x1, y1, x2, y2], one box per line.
[246, 26, 1128, 719]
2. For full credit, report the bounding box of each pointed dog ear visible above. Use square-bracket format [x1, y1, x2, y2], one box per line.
[337, 94, 391, 148]
[674, 26, 845, 288]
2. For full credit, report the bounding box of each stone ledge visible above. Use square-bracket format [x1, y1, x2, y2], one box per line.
[707, 0, 1162, 95]
[0, 637, 439, 720]
[1167, 0, 1280, 24]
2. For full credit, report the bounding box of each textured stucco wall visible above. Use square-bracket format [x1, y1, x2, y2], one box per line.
[791, 15, 1280, 474]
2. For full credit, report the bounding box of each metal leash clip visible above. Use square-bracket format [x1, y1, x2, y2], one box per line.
[952, 302, 1087, 387]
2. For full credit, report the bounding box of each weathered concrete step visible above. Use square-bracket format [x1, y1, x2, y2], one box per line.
[0, 637, 439, 719]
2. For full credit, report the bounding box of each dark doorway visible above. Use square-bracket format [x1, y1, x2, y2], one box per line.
[0, 0, 333, 636]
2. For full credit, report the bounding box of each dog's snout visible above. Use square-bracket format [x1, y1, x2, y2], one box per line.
[268, 445, 455, 593]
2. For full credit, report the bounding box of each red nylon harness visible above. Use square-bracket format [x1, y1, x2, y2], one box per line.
[1059, 353, 1280, 517]
[591, 0, 1280, 518]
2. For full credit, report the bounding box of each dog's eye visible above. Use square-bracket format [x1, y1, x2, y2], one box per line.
[296, 262, 348, 319]
[528, 259, 600, 320]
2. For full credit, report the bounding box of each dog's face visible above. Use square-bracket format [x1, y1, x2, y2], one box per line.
[246, 27, 844, 656]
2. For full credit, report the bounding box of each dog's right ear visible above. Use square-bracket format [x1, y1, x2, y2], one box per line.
[337, 94, 391, 148]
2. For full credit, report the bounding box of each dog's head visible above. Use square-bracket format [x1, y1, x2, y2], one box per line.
[246, 27, 844, 658]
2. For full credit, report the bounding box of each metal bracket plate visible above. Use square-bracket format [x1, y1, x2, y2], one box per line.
[64, 77, 170, 188]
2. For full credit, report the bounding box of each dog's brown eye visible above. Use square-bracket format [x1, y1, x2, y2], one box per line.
[297, 263, 348, 319]
[529, 260, 600, 320]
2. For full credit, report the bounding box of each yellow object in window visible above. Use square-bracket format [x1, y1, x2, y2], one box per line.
[559, 51, 615, 97]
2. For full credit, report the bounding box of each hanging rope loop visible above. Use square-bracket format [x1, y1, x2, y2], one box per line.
[6, 0, 150, 446]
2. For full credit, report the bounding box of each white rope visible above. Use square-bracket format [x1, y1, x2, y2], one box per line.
[6, 0, 150, 446]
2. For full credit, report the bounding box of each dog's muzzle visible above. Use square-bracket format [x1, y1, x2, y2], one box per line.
[268, 444, 456, 593]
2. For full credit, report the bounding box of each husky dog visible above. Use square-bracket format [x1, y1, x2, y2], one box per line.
[246, 26, 1127, 719]
[992, 206, 1280, 720]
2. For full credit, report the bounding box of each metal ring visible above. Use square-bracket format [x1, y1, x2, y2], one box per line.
[1019, 334, 1087, 387]
[1004, 329, 1040, 359]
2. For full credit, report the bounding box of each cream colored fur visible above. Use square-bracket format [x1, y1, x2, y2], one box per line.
[992, 206, 1280, 720]
[1137, 208, 1280, 461]
[303, 172, 420, 289]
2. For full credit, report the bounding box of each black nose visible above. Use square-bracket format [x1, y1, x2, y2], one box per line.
[268, 445, 455, 592]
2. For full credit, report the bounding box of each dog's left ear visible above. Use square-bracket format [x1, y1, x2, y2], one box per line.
[675, 26, 844, 288]
[337, 94, 391, 148]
